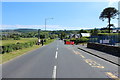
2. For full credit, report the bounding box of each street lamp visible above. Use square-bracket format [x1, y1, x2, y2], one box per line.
[44, 18, 54, 40]
[45, 18, 54, 31]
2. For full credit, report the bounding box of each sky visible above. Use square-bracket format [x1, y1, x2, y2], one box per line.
[118, 1, 120, 27]
[1, 1, 119, 30]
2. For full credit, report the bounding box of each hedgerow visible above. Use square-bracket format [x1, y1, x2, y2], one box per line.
[1, 40, 37, 54]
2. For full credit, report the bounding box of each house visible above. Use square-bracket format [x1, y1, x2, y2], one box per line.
[70, 33, 91, 39]
[112, 29, 120, 33]
[81, 33, 91, 37]
[69, 34, 80, 39]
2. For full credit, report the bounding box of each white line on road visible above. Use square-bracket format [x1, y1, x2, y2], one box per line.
[52, 66, 57, 79]
[57, 48, 58, 50]
[55, 51, 58, 59]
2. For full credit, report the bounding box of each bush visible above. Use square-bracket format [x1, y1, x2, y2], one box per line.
[7, 45, 13, 53]
[2, 46, 8, 53]
[1, 40, 37, 54]
[70, 37, 89, 44]
[14, 37, 21, 40]
[70, 38, 76, 43]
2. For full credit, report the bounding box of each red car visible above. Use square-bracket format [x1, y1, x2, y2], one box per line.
[65, 41, 74, 45]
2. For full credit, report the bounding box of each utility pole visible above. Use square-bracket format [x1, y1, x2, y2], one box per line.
[38, 29, 41, 45]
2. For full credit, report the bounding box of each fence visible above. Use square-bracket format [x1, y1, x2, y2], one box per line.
[89, 35, 120, 46]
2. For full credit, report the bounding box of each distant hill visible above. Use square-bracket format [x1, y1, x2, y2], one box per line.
[0, 28, 38, 33]
[14, 29, 38, 33]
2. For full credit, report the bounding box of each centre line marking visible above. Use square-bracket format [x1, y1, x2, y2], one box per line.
[55, 51, 58, 59]
[57, 48, 58, 50]
[52, 66, 57, 79]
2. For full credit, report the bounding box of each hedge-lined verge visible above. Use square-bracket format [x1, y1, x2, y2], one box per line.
[70, 37, 89, 44]
[0, 39, 56, 64]
[1, 40, 37, 54]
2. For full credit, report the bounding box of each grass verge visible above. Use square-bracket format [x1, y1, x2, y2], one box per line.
[0, 39, 56, 64]
[0, 45, 41, 64]
[44, 39, 56, 45]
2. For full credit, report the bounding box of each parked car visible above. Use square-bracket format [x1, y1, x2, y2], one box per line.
[64, 40, 74, 45]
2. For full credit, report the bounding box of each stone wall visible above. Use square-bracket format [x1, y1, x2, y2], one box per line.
[87, 43, 120, 57]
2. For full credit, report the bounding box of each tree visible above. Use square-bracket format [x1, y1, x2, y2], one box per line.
[60, 32, 66, 40]
[90, 28, 99, 36]
[79, 29, 88, 33]
[99, 7, 119, 33]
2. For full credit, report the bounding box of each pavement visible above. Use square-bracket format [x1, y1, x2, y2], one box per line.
[76, 44, 119, 66]
[1, 40, 119, 79]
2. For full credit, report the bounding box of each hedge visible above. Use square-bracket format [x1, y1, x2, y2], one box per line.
[70, 37, 89, 44]
[1, 40, 37, 54]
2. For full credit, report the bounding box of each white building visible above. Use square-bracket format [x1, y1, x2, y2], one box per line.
[81, 33, 91, 37]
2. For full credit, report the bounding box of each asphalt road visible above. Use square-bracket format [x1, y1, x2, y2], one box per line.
[2, 40, 119, 79]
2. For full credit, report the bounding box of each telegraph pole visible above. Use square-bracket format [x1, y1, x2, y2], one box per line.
[38, 29, 41, 45]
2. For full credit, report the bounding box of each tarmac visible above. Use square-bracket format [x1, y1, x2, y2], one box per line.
[77, 44, 120, 66]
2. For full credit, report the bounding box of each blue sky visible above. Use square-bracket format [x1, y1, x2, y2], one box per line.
[2, 2, 118, 30]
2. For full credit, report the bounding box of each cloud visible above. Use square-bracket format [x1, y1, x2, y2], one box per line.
[1, 25, 94, 30]
[2, 0, 108, 2]
[108, 0, 119, 7]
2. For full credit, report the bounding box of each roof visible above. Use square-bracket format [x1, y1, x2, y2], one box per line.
[81, 33, 90, 37]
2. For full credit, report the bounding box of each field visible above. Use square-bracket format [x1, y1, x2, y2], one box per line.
[98, 33, 120, 35]
[0, 38, 38, 46]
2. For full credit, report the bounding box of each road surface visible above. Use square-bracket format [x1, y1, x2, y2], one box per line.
[2, 40, 119, 79]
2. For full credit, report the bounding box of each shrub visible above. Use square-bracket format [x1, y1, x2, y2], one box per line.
[1, 40, 37, 54]
[14, 37, 20, 40]
[70, 37, 89, 44]
[7, 45, 13, 53]
[77, 37, 89, 43]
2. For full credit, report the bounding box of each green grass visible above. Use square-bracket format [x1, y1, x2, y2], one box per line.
[0, 45, 41, 64]
[0, 38, 38, 46]
[44, 39, 56, 45]
[98, 33, 120, 36]
[0, 39, 55, 64]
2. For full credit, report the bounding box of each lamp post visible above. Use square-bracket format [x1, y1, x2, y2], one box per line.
[45, 18, 54, 31]
[44, 18, 54, 40]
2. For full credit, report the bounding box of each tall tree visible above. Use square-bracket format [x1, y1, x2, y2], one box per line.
[99, 7, 119, 33]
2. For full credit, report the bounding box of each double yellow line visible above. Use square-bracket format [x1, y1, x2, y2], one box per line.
[105, 72, 119, 79]
[72, 50, 119, 79]
[84, 59, 104, 68]
[73, 50, 81, 55]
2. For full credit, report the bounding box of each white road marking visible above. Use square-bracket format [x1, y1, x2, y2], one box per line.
[57, 48, 58, 50]
[52, 66, 57, 79]
[55, 51, 58, 59]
